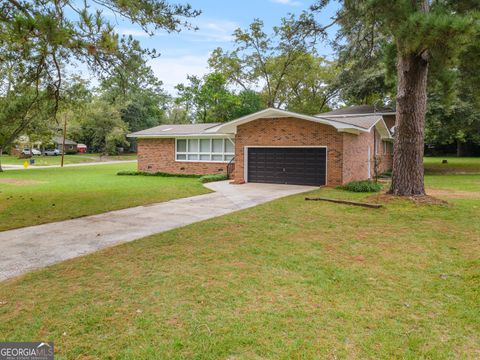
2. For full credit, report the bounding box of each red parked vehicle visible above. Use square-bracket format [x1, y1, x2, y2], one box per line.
[77, 144, 87, 154]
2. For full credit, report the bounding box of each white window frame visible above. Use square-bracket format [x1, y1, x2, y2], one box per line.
[175, 137, 235, 163]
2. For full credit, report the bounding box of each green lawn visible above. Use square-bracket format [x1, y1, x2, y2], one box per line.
[0, 153, 137, 167]
[424, 156, 480, 174]
[0, 170, 478, 358]
[0, 163, 209, 231]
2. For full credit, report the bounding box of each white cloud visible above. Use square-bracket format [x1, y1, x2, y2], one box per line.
[188, 19, 239, 42]
[119, 19, 238, 42]
[118, 28, 151, 37]
[148, 53, 210, 95]
[270, 0, 302, 6]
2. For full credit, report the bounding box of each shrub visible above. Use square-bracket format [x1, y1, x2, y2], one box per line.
[340, 180, 382, 193]
[199, 174, 228, 183]
[117, 170, 200, 178]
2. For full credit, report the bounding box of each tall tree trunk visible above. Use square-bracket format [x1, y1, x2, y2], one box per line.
[0, 147, 3, 172]
[389, 50, 429, 196]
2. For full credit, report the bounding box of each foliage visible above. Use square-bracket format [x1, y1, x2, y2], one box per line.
[426, 35, 480, 153]
[0, 0, 199, 157]
[175, 73, 264, 123]
[310, 0, 478, 195]
[198, 174, 228, 183]
[99, 37, 170, 135]
[0, 73, 53, 167]
[310, 1, 478, 139]
[120, 95, 166, 133]
[280, 54, 338, 114]
[208, 14, 323, 108]
[176, 73, 238, 123]
[117, 170, 200, 178]
[70, 100, 128, 155]
[340, 180, 382, 193]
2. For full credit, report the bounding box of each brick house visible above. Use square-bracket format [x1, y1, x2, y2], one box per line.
[128, 106, 395, 186]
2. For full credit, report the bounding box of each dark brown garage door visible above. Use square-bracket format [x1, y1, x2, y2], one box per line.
[247, 147, 326, 186]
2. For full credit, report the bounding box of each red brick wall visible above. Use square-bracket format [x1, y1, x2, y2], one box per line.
[342, 129, 393, 183]
[342, 131, 373, 183]
[377, 141, 393, 175]
[233, 117, 344, 185]
[137, 138, 227, 175]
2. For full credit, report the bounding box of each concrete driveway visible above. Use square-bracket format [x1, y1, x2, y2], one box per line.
[0, 181, 316, 281]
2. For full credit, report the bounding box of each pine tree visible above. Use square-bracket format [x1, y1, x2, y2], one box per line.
[311, 0, 477, 196]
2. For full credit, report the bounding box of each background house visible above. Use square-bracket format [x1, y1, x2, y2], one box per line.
[52, 137, 78, 153]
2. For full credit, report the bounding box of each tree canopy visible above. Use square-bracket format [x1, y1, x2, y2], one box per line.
[310, 0, 478, 195]
[0, 0, 199, 166]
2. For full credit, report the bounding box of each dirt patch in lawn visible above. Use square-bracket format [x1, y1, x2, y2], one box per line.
[426, 188, 480, 199]
[0, 178, 44, 186]
[368, 192, 448, 205]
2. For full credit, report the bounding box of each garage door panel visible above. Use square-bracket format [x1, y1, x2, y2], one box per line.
[247, 147, 326, 186]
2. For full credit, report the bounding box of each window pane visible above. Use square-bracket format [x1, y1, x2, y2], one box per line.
[224, 139, 234, 153]
[200, 139, 210, 153]
[200, 154, 210, 161]
[212, 154, 223, 161]
[224, 155, 234, 162]
[176, 154, 186, 160]
[212, 139, 223, 153]
[188, 154, 198, 160]
[177, 139, 187, 152]
[188, 139, 199, 152]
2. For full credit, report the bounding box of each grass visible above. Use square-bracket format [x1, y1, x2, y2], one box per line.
[426, 174, 480, 192]
[0, 163, 209, 231]
[0, 153, 137, 167]
[0, 170, 479, 358]
[424, 156, 480, 174]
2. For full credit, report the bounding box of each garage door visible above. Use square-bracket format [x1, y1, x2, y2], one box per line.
[247, 147, 326, 186]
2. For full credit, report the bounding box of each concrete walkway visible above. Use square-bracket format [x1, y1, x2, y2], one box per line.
[0, 181, 316, 280]
[2, 160, 136, 170]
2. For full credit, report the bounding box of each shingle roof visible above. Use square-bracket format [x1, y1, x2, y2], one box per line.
[318, 105, 395, 116]
[317, 115, 383, 130]
[128, 123, 221, 137]
[129, 108, 393, 139]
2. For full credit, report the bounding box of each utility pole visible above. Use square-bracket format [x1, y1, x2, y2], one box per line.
[61, 114, 67, 168]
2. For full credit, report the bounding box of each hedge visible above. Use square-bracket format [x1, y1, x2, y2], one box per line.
[117, 171, 228, 183]
[198, 174, 228, 183]
[339, 180, 382, 193]
[117, 170, 200, 178]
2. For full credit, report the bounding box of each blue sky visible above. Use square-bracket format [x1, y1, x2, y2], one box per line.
[106, 0, 340, 94]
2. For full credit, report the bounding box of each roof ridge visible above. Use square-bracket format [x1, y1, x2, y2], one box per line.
[315, 114, 383, 129]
